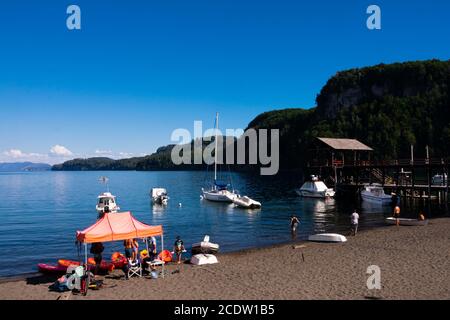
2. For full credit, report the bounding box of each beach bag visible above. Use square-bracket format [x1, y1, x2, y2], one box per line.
[49, 276, 70, 292]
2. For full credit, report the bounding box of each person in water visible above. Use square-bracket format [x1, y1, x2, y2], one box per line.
[394, 205, 401, 226]
[90, 242, 104, 277]
[124, 239, 133, 260]
[350, 209, 360, 236]
[290, 215, 300, 232]
[173, 236, 185, 264]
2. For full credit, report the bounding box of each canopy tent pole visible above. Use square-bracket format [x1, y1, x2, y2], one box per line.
[84, 243, 88, 266]
[161, 233, 165, 278]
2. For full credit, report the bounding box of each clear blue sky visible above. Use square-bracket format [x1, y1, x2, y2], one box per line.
[0, 0, 449, 164]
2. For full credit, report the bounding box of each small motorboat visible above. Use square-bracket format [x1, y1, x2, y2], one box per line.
[308, 233, 347, 243]
[361, 184, 392, 205]
[190, 254, 219, 265]
[151, 188, 169, 205]
[231, 195, 262, 209]
[385, 217, 429, 226]
[296, 175, 335, 198]
[96, 192, 120, 214]
[191, 235, 220, 255]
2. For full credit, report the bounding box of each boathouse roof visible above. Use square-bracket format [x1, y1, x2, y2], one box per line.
[317, 138, 373, 151]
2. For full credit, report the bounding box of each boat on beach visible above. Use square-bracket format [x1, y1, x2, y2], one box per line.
[360, 183, 392, 205]
[296, 175, 335, 198]
[385, 217, 429, 226]
[308, 233, 347, 243]
[151, 188, 169, 205]
[191, 235, 220, 255]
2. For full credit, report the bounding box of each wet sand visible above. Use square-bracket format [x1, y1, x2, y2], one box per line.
[1, 218, 449, 300]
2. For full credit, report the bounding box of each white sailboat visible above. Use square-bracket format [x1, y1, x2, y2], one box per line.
[201, 113, 238, 203]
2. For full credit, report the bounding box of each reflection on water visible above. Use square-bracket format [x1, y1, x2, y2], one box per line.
[0, 171, 448, 277]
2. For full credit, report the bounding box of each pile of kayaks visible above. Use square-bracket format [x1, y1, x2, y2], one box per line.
[38, 258, 115, 275]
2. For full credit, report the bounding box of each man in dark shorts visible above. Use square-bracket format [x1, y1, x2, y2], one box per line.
[90, 242, 104, 276]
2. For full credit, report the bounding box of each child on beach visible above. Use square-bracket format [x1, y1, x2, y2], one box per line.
[394, 206, 401, 226]
[173, 236, 185, 264]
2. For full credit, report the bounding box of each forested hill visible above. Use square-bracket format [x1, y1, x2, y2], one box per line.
[53, 59, 450, 171]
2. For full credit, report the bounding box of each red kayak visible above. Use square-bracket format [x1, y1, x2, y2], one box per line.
[57, 259, 115, 272]
[37, 263, 67, 275]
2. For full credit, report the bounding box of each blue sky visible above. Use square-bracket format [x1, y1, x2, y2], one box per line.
[0, 0, 449, 164]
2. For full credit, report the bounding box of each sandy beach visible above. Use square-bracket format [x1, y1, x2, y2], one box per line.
[1, 218, 449, 300]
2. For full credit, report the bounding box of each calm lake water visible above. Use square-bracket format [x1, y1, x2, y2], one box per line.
[0, 170, 447, 277]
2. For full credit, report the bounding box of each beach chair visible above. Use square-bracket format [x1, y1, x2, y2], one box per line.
[127, 259, 142, 278]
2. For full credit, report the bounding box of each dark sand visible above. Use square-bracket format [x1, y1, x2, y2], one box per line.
[1, 218, 449, 300]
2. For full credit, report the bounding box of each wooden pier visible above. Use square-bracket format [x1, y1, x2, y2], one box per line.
[306, 138, 450, 201]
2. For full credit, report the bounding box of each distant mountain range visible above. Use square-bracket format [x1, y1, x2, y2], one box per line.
[0, 162, 52, 172]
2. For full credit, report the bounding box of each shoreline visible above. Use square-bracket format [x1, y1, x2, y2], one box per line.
[1, 217, 449, 300]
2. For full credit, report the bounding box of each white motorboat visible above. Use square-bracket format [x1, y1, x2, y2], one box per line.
[385, 217, 429, 226]
[296, 175, 335, 198]
[360, 184, 392, 205]
[201, 112, 238, 203]
[191, 235, 220, 255]
[232, 195, 262, 209]
[190, 254, 219, 265]
[308, 233, 347, 243]
[151, 187, 169, 205]
[96, 192, 120, 214]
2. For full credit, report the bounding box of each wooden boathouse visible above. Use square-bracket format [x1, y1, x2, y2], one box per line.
[306, 137, 450, 201]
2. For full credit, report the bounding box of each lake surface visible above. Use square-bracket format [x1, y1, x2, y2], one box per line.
[0, 171, 447, 277]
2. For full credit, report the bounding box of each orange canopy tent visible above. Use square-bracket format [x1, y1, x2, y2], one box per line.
[76, 211, 163, 243]
[76, 212, 165, 274]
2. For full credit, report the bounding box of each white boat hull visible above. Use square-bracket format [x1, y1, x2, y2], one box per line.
[190, 254, 219, 266]
[385, 217, 429, 226]
[296, 189, 335, 198]
[232, 196, 261, 209]
[191, 242, 220, 254]
[361, 192, 392, 205]
[308, 233, 347, 243]
[202, 190, 237, 202]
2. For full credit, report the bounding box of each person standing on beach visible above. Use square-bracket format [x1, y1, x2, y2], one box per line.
[124, 239, 133, 260]
[394, 205, 401, 226]
[290, 215, 300, 233]
[173, 236, 185, 265]
[132, 238, 139, 261]
[350, 210, 359, 236]
[90, 242, 104, 277]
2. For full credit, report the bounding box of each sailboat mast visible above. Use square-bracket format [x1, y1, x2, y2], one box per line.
[214, 112, 219, 182]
